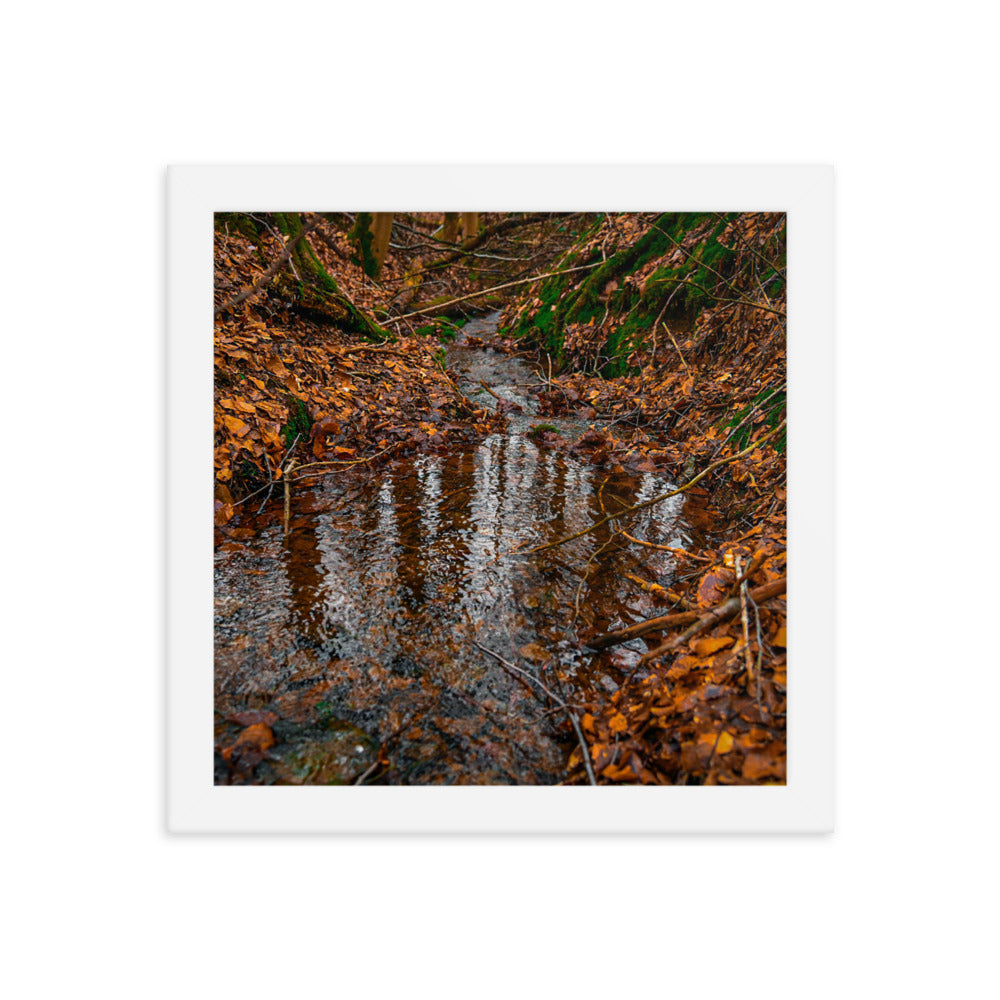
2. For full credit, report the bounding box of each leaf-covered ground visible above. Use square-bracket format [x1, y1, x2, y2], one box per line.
[215, 211, 787, 785]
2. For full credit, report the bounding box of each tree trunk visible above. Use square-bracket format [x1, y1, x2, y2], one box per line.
[440, 212, 460, 244]
[271, 213, 386, 339]
[461, 212, 479, 240]
[370, 213, 394, 275]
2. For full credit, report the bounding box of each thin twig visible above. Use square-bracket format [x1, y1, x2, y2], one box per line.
[246, 213, 301, 281]
[736, 556, 754, 685]
[472, 642, 598, 787]
[617, 529, 711, 561]
[664, 323, 690, 371]
[477, 380, 505, 403]
[388, 262, 602, 323]
[256, 448, 276, 515]
[518, 421, 786, 559]
[292, 442, 397, 477]
[649, 219, 787, 320]
[750, 592, 764, 705]
[711, 212, 786, 281]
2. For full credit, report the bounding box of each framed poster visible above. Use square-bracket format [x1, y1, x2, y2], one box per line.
[168, 164, 833, 832]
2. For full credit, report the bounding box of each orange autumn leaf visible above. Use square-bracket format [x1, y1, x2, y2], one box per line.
[602, 762, 637, 782]
[222, 414, 250, 436]
[265, 356, 290, 378]
[692, 635, 735, 657]
[221, 722, 275, 763]
[696, 566, 734, 607]
[742, 750, 785, 782]
[608, 712, 628, 734]
[698, 730, 735, 754]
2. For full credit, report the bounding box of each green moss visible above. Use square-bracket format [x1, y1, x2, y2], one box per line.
[215, 212, 259, 240]
[721, 387, 786, 453]
[527, 423, 560, 439]
[280, 397, 312, 448]
[509, 212, 757, 375]
[269, 212, 387, 342]
[347, 212, 378, 277]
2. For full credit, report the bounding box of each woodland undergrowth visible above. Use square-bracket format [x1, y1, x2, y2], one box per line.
[214, 210, 787, 785]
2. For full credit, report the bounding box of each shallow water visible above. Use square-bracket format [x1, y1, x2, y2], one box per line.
[215, 314, 696, 784]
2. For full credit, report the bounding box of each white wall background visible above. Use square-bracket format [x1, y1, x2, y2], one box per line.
[4, 2, 994, 997]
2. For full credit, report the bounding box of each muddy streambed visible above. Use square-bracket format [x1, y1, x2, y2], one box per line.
[215, 314, 698, 784]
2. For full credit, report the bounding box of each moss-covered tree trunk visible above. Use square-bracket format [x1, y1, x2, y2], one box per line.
[271, 212, 386, 340]
[510, 213, 741, 366]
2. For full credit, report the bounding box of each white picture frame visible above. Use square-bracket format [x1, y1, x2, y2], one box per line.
[168, 164, 833, 832]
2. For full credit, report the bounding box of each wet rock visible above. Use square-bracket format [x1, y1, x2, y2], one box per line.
[389, 655, 422, 678]
[608, 649, 640, 673]
[272, 722, 376, 785]
[439, 688, 478, 718]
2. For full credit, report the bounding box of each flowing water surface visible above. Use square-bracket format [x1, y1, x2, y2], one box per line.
[215, 314, 696, 784]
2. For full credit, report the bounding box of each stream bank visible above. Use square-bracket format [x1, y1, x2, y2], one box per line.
[214, 211, 788, 786]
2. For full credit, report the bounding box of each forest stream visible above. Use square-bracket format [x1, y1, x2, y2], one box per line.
[214, 314, 698, 784]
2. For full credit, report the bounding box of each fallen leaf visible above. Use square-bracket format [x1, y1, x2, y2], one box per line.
[692, 636, 735, 657]
[518, 642, 549, 664]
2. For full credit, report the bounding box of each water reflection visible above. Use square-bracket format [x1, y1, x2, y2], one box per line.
[215, 330, 695, 784]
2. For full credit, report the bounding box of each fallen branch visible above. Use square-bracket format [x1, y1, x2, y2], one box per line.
[283, 459, 297, 536]
[587, 576, 786, 652]
[215, 218, 320, 315]
[638, 577, 786, 665]
[388, 262, 602, 323]
[412, 212, 565, 274]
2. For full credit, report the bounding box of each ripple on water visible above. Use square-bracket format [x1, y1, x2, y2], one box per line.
[215, 319, 695, 784]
